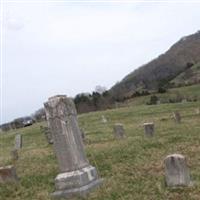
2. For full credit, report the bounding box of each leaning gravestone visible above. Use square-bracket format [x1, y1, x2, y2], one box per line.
[44, 95, 103, 199]
[143, 122, 154, 137]
[15, 134, 22, 150]
[173, 111, 181, 123]
[113, 123, 125, 139]
[0, 165, 18, 183]
[164, 154, 192, 187]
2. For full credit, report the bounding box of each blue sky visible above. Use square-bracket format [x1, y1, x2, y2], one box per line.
[1, 1, 200, 123]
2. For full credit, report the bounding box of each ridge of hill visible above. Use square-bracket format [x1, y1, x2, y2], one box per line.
[110, 31, 200, 99]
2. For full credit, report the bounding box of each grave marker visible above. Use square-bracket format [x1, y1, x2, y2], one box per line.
[143, 122, 154, 137]
[15, 134, 22, 150]
[113, 123, 125, 139]
[164, 154, 192, 187]
[173, 111, 181, 123]
[0, 165, 18, 183]
[44, 95, 103, 199]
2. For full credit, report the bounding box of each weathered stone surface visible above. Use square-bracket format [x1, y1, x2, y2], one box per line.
[113, 123, 125, 139]
[15, 134, 22, 150]
[143, 122, 154, 137]
[55, 166, 99, 190]
[10, 149, 19, 161]
[44, 95, 102, 199]
[173, 111, 181, 123]
[0, 165, 18, 183]
[101, 115, 107, 123]
[40, 126, 53, 144]
[52, 178, 103, 199]
[164, 154, 191, 187]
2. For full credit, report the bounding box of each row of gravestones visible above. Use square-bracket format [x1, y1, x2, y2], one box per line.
[40, 108, 198, 144]
[0, 95, 199, 199]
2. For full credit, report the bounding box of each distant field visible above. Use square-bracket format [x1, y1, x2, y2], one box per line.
[0, 97, 200, 199]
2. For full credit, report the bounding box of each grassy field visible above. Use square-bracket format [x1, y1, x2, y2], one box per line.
[0, 92, 200, 199]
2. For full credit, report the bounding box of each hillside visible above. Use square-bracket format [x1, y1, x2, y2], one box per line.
[111, 31, 200, 99]
[0, 95, 200, 200]
[170, 62, 200, 87]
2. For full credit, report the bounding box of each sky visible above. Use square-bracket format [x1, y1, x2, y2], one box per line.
[1, 0, 200, 124]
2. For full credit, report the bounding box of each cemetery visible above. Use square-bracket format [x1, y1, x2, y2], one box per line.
[0, 97, 200, 200]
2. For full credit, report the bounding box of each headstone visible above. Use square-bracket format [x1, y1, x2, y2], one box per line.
[0, 165, 18, 183]
[40, 126, 53, 144]
[182, 99, 187, 103]
[195, 108, 200, 115]
[113, 123, 125, 139]
[156, 100, 161, 105]
[10, 149, 19, 161]
[44, 95, 103, 199]
[101, 115, 107, 123]
[164, 154, 192, 187]
[143, 122, 154, 137]
[173, 111, 181, 123]
[15, 134, 22, 150]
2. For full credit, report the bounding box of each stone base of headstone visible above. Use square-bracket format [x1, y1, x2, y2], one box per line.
[113, 123, 125, 139]
[164, 154, 192, 187]
[51, 165, 103, 199]
[0, 165, 18, 183]
[143, 122, 154, 137]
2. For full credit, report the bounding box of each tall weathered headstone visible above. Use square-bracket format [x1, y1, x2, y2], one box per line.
[0, 165, 18, 183]
[143, 122, 154, 137]
[164, 154, 192, 187]
[173, 111, 181, 123]
[113, 123, 125, 139]
[15, 134, 22, 150]
[44, 95, 102, 199]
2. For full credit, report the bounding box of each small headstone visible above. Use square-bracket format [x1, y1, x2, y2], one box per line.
[156, 100, 161, 105]
[0, 165, 18, 183]
[44, 95, 103, 199]
[40, 126, 53, 144]
[15, 134, 22, 150]
[10, 149, 18, 161]
[101, 115, 107, 123]
[143, 122, 154, 137]
[195, 108, 200, 115]
[113, 123, 125, 139]
[182, 99, 187, 103]
[164, 154, 192, 187]
[173, 111, 181, 123]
